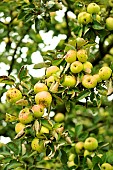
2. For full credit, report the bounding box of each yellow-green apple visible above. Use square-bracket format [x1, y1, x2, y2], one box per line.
[62, 75, 76, 87]
[77, 49, 88, 62]
[6, 88, 22, 103]
[93, 74, 101, 83]
[82, 75, 97, 88]
[35, 91, 52, 107]
[84, 137, 98, 151]
[54, 112, 65, 122]
[78, 12, 92, 25]
[100, 163, 113, 170]
[75, 141, 84, 154]
[31, 104, 44, 118]
[31, 138, 44, 153]
[106, 17, 113, 30]
[46, 76, 55, 87]
[64, 50, 77, 63]
[99, 66, 112, 80]
[96, 14, 101, 22]
[34, 82, 48, 93]
[70, 61, 83, 74]
[87, 3, 100, 14]
[19, 108, 34, 124]
[83, 61, 93, 74]
[46, 66, 60, 78]
[76, 37, 87, 49]
[15, 122, 25, 134]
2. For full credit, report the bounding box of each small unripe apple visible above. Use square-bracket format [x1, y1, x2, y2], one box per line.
[82, 75, 97, 88]
[101, 163, 113, 170]
[99, 66, 112, 80]
[77, 49, 88, 63]
[70, 61, 83, 74]
[83, 61, 93, 74]
[54, 112, 65, 122]
[75, 141, 84, 154]
[19, 108, 34, 124]
[93, 74, 101, 83]
[62, 75, 76, 87]
[34, 82, 48, 93]
[35, 91, 52, 107]
[15, 122, 25, 134]
[31, 138, 44, 153]
[64, 50, 77, 63]
[46, 76, 55, 87]
[96, 14, 101, 22]
[78, 12, 92, 25]
[76, 37, 87, 49]
[40, 126, 49, 134]
[31, 104, 44, 118]
[6, 88, 22, 103]
[46, 66, 60, 78]
[87, 3, 100, 14]
[84, 137, 98, 151]
[106, 17, 113, 30]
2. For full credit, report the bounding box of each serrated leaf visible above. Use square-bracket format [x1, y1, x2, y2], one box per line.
[0, 76, 15, 85]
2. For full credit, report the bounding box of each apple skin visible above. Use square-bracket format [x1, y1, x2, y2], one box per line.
[34, 82, 48, 93]
[78, 12, 92, 25]
[54, 112, 65, 122]
[65, 50, 77, 63]
[15, 122, 25, 134]
[31, 138, 44, 153]
[46, 76, 55, 87]
[35, 91, 52, 107]
[93, 74, 101, 83]
[70, 61, 83, 74]
[99, 66, 112, 80]
[19, 108, 34, 124]
[101, 163, 113, 170]
[46, 66, 60, 78]
[6, 88, 22, 103]
[83, 61, 93, 74]
[84, 137, 98, 151]
[82, 75, 97, 88]
[106, 17, 113, 30]
[77, 49, 88, 63]
[87, 3, 100, 14]
[31, 104, 44, 118]
[62, 75, 76, 87]
[75, 141, 84, 154]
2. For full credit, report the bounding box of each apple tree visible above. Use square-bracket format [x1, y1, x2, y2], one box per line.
[0, 0, 113, 169]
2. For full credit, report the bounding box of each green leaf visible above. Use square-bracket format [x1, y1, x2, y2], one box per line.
[75, 124, 83, 137]
[92, 21, 105, 30]
[7, 142, 19, 155]
[18, 66, 28, 80]
[61, 149, 68, 164]
[33, 62, 48, 69]
[4, 160, 23, 170]
[41, 119, 53, 130]
[52, 58, 63, 66]
[0, 76, 15, 85]
[76, 90, 90, 101]
[106, 151, 113, 164]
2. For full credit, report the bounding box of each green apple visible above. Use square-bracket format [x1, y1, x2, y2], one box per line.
[54, 112, 65, 122]
[93, 74, 101, 83]
[77, 49, 88, 63]
[19, 108, 34, 124]
[70, 61, 83, 74]
[78, 12, 92, 25]
[84, 137, 98, 151]
[82, 75, 97, 88]
[96, 14, 101, 22]
[106, 17, 113, 30]
[99, 66, 112, 80]
[83, 61, 93, 74]
[34, 82, 48, 93]
[76, 37, 87, 49]
[65, 50, 77, 63]
[31, 104, 44, 118]
[46, 66, 60, 78]
[75, 141, 84, 154]
[15, 122, 25, 134]
[31, 138, 44, 153]
[6, 88, 22, 103]
[101, 163, 113, 170]
[35, 91, 52, 107]
[87, 3, 100, 14]
[109, 0, 113, 7]
[62, 75, 76, 87]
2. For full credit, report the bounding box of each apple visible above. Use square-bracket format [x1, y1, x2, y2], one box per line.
[75, 141, 84, 154]
[34, 82, 48, 93]
[31, 104, 44, 118]
[31, 138, 44, 153]
[96, 14, 101, 22]
[93, 74, 101, 83]
[76, 37, 87, 49]
[82, 75, 97, 88]
[68, 153, 75, 162]
[83, 61, 93, 74]
[19, 108, 34, 124]
[84, 137, 98, 151]
[6, 88, 22, 103]
[54, 112, 65, 122]
[35, 91, 52, 107]
[109, 0, 113, 7]
[87, 3, 100, 14]
[106, 17, 113, 30]
[101, 163, 113, 170]
[78, 12, 92, 25]
[64, 50, 77, 63]
[62, 75, 76, 87]
[77, 49, 88, 63]
[70, 61, 83, 74]
[46, 66, 60, 78]
[46, 76, 55, 87]
[15, 122, 25, 134]
[99, 66, 112, 80]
